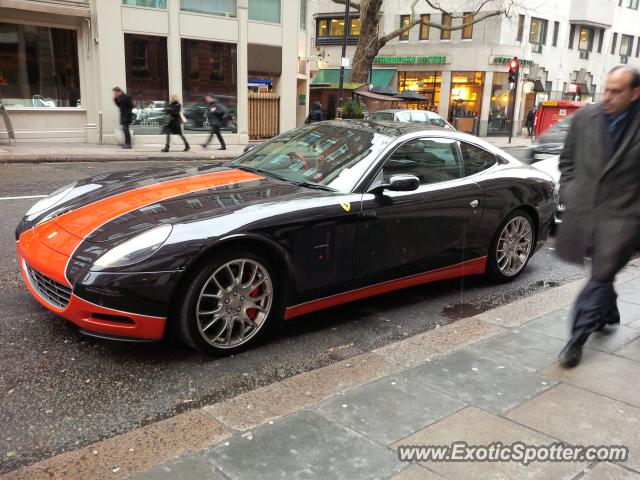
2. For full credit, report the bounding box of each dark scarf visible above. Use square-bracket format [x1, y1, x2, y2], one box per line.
[602, 99, 640, 158]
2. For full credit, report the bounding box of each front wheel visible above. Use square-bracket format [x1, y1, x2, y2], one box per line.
[486, 210, 535, 282]
[175, 251, 282, 355]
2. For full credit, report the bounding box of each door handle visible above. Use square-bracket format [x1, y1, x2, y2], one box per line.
[470, 199, 479, 208]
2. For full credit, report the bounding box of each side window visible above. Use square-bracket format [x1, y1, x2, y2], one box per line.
[459, 141, 497, 176]
[426, 111, 447, 127]
[381, 138, 463, 185]
[410, 111, 428, 124]
[396, 111, 412, 122]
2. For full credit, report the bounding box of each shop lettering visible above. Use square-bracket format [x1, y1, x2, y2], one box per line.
[492, 57, 534, 66]
[373, 56, 447, 64]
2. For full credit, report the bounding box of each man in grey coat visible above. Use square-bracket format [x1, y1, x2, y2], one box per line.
[557, 66, 640, 367]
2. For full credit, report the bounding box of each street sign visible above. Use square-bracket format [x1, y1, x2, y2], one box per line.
[341, 57, 350, 68]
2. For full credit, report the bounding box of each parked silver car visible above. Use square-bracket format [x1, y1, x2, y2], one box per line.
[369, 109, 455, 129]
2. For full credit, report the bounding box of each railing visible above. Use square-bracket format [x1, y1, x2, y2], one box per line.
[620, 55, 629, 64]
[579, 49, 589, 59]
[248, 93, 280, 139]
[24, 0, 89, 7]
[531, 43, 543, 54]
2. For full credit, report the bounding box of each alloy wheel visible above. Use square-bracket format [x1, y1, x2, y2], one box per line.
[496, 216, 533, 277]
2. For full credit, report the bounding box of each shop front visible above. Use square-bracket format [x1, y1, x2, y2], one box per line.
[487, 72, 512, 135]
[397, 71, 442, 112]
[448, 71, 483, 134]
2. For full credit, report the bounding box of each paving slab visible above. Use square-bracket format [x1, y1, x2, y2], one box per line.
[507, 383, 640, 471]
[521, 310, 640, 353]
[391, 465, 448, 479]
[131, 455, 226, 480]
[372, 318, 503, 368]
[618, 300, 640, 325]
[466, 329, 568, 372]
[392, 406, 586, 480]
[543, 351, 640, 408]
[203, 410, 405, 480]
[614, 338, 640, 362]
[578, 462, 640, 479]
[313, 375, 466, 446]
[401, 348, 556, 414]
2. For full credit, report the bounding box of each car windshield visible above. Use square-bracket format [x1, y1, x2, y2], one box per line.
[230, 123, 392, 193]
[549, 117, 572, 133]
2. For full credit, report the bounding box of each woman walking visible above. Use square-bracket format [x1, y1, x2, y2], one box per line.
[161, 95, 190, 152]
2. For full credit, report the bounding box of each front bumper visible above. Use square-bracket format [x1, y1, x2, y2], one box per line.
[17, 233, 168, 341]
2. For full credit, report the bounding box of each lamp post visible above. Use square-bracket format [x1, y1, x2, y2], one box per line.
[336, 0, 351, 117]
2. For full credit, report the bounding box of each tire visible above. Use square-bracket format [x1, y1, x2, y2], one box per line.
[486, 210, 536, 283]
[175, 249, 284, 355]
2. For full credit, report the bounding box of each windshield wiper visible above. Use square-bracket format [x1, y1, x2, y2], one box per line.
[293, 181, 336, 192]
[235, 166, 336, 192]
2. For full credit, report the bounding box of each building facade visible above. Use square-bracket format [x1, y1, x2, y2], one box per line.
[310, 0, 640, 136]
[0, 0, 310, 144]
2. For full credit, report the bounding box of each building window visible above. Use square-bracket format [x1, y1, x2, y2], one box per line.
[181, 39, 237, 133]
[620, 34, 633, 57]
[419, 14, 430, 40]
[441, 13, 451, 40]
[636, 37, 640, 56]
[397, 71, 442, 111]
[579, 27, 594, 52]
[597, 29, 604, 53]
[300, 0, 306, 29]
[316, 16, 360, 44]
[529, 17, 548, 45]
[400, 15, 410, 41]
[516, 14, 524, 42]
[611, 32, 618, 54]
[124, 34, 168, 133]
[249, 0, 280, 23]
[568, 24, 575, 49]
[350, 17, 361, 36]
[123, 0, 166, 8]
[488, 72, 512, 135]
[0, 23, 81, 108]
[181, 0, 236, 17]
[628, 0, 639, 9]
[462, 13, 473, 39]
[552, 21, 559, 47]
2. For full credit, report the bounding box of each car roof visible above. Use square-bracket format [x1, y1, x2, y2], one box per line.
[371, 109, 442, 115]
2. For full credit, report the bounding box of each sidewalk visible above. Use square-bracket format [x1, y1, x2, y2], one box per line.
[0, 142, 246, 163]
[3, 261, 640, 480]
[483, 135, 535, 150]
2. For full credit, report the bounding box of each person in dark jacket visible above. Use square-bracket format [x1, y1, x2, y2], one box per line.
[526, 107, 536, 136]
[112, 86, 133, 149]
[161, 95, 190, 152]
[202, 94, 226, 150]
[305, 101, 324, 124]
[556, 66, 640, 367]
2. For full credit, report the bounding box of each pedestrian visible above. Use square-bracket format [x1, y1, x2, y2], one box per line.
[526, 106, 536, 137]
[112, 86, 133, 149]
[161, 95, 190, 152]
[305, 101, 324, 124]
[557, 66, 640, 367]
[202, 94, 226, 150]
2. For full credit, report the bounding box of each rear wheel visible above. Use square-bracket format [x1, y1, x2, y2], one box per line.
[176, 251, 283, 355]
[486, 210, 535, 282]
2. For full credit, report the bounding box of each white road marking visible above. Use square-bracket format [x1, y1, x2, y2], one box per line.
[0, 195, 46, 200]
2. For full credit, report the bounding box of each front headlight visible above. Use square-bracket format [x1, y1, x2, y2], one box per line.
[26, 182, 76, 216]
[93, 224, 173, 268]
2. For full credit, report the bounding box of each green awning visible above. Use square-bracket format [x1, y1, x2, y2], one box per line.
[311, 68, 396, 88]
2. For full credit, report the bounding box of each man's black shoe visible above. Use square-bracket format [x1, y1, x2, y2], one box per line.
[122, 145, 132, 149]
[218, 146, 226, 150]
[559, 341, 583, 368]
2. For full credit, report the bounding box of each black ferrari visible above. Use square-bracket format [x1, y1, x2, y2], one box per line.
[16, 121, 555, 354]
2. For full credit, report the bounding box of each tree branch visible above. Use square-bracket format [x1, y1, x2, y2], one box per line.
[378, 0, 420, 47]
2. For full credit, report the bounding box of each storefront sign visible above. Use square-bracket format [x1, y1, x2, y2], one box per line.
[373, 56, 449, 65]
[492, 57, 534, 67]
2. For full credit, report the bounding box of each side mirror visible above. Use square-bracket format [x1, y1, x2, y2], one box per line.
[369, 174, 420, 193]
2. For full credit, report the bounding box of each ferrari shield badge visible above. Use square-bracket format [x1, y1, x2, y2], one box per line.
[340, 202, 351, 212]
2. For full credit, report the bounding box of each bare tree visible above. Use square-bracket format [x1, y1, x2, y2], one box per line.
[330, 0, 519, 83]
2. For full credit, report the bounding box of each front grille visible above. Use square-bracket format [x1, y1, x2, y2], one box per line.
[24, 262, 72, 309]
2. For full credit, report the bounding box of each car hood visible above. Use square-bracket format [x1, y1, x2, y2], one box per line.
[16, 165, 329, 242]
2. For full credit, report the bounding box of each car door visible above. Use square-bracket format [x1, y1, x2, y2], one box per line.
[353, 137, 484, 285]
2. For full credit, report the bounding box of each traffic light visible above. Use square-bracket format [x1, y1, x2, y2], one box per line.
[508, 57, 519, 90]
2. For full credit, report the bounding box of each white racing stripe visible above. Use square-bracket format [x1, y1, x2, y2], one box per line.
[0, 195, 47, 200]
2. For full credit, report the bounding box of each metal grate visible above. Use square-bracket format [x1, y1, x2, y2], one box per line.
[24, 262, 72, 309]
